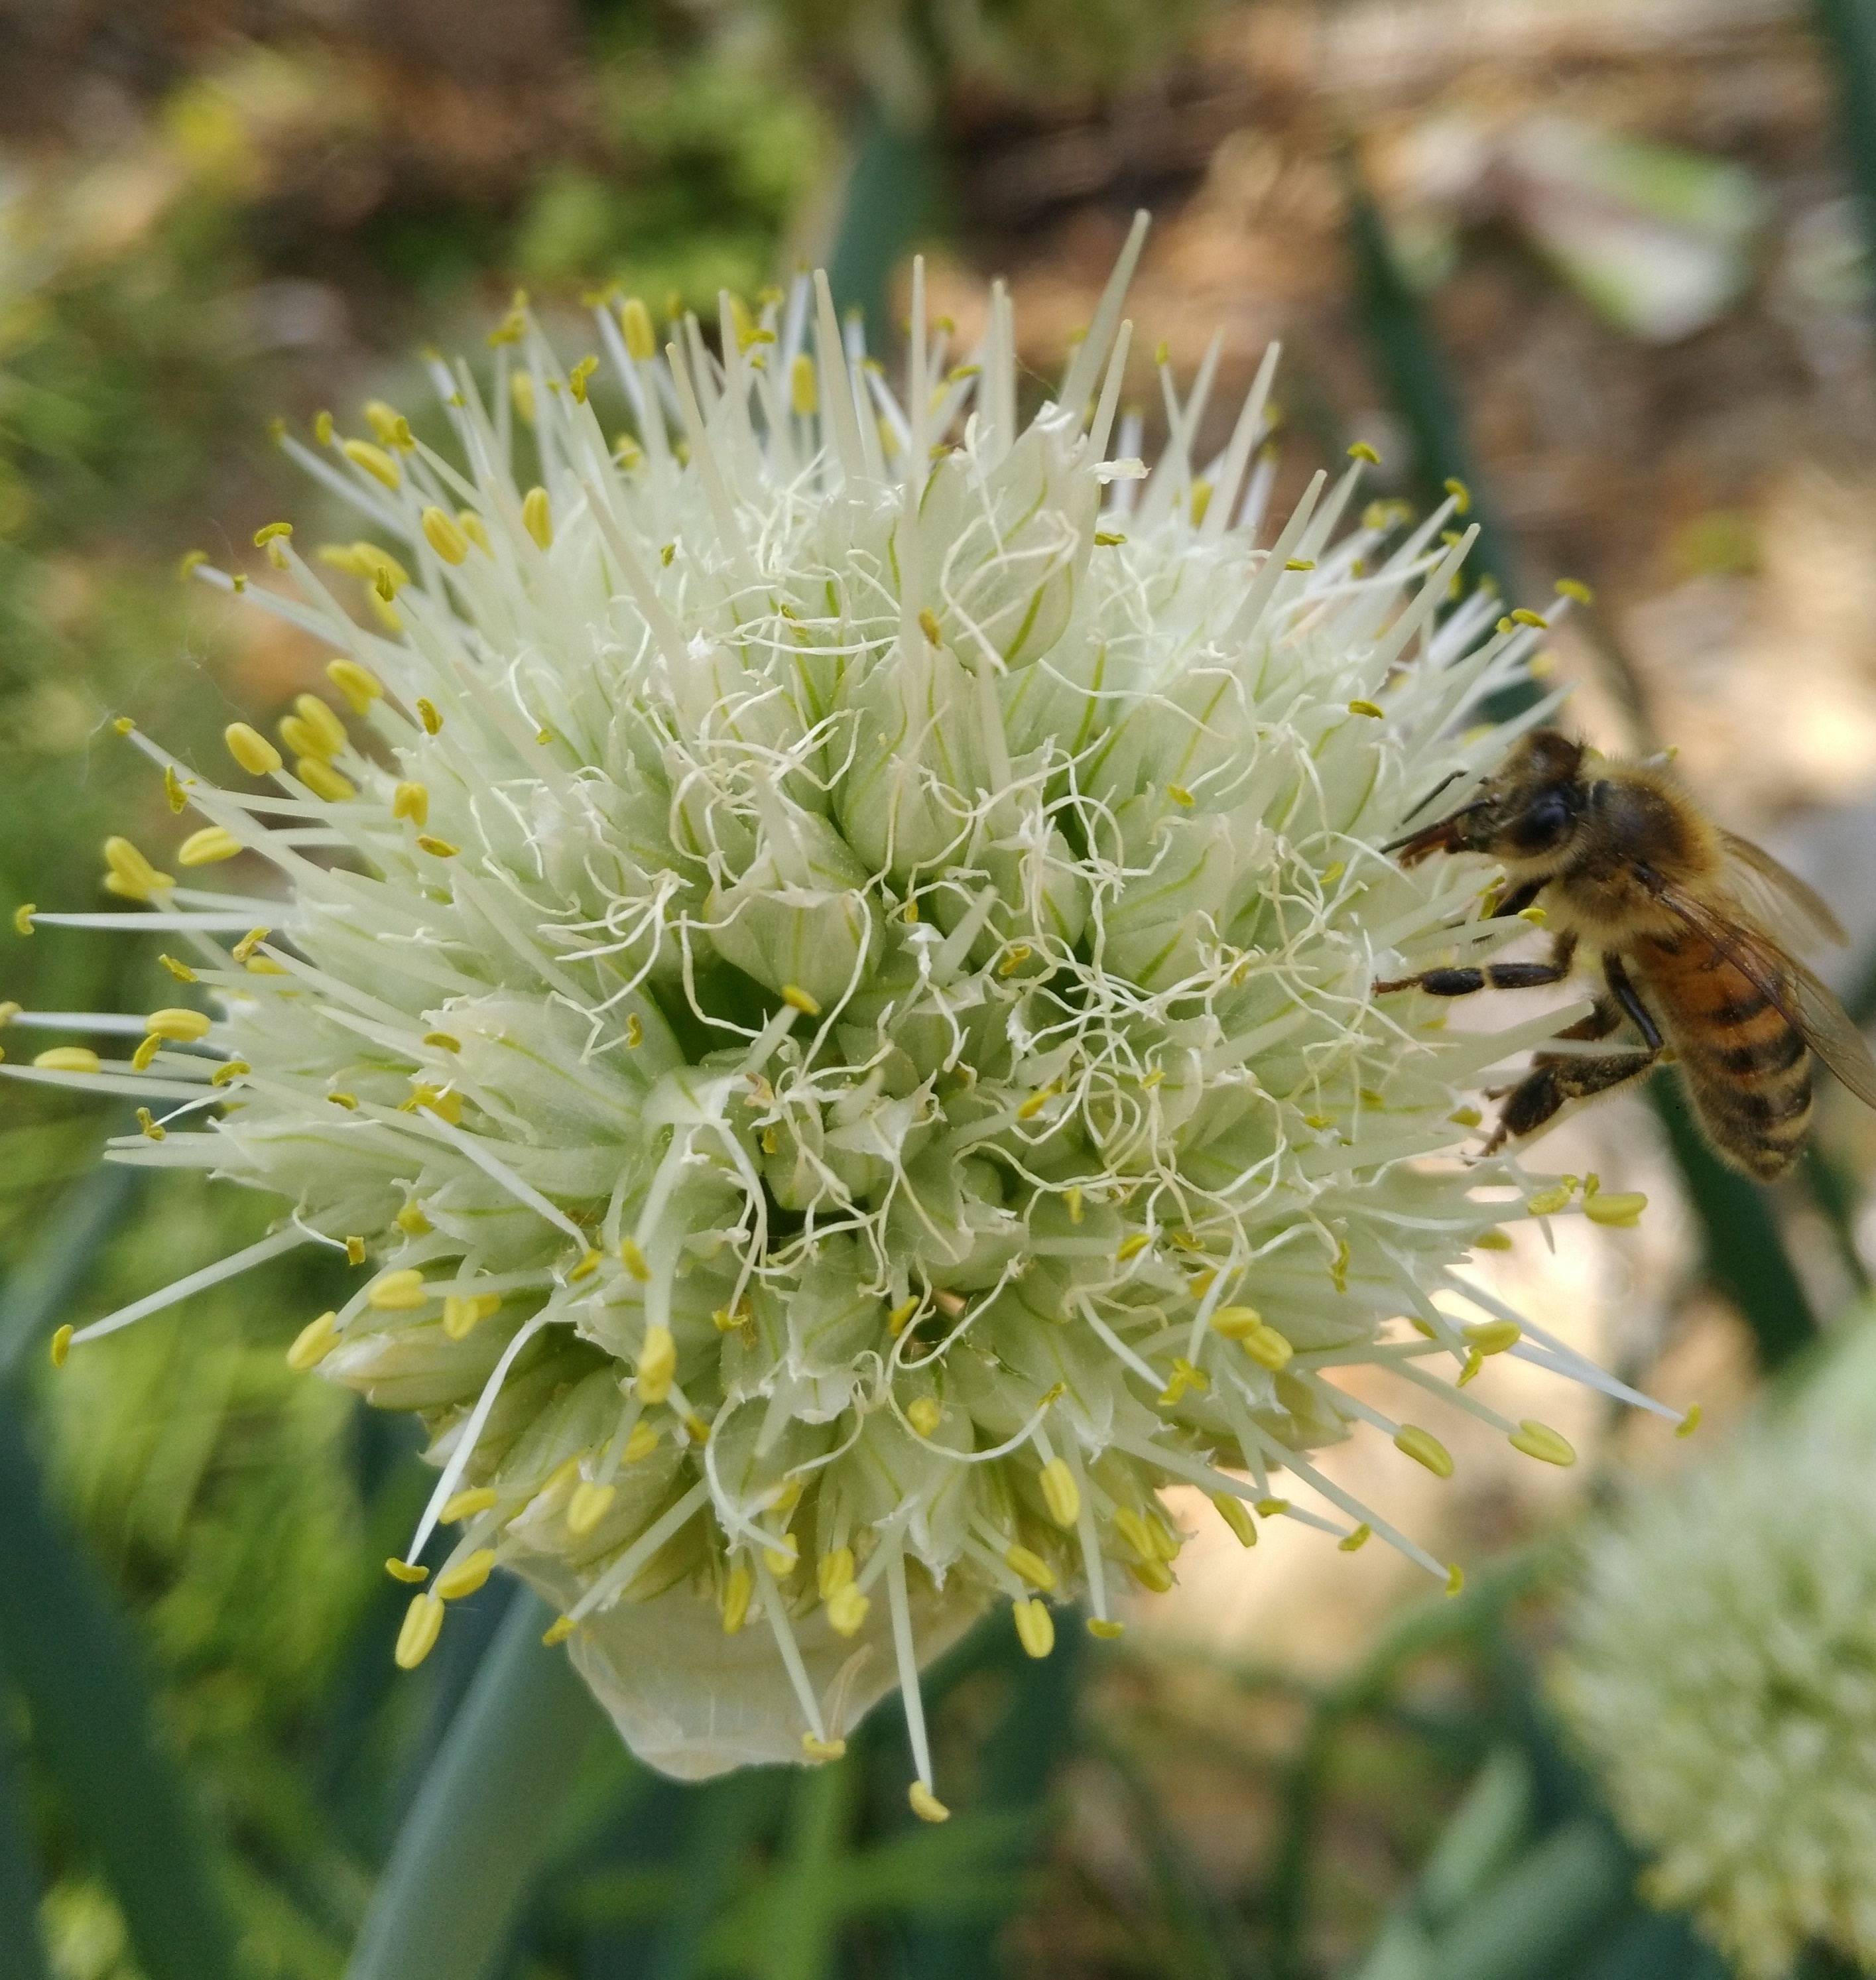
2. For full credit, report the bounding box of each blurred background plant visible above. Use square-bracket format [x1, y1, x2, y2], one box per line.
[7, 0, 1876, 1975]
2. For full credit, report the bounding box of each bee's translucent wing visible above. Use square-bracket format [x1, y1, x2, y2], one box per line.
[1718, 830, 1847, 950]
[1649, 881, 1876, 1111]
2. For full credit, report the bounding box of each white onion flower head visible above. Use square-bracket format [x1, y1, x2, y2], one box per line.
[15, 214, 1684, 1818]
[1557, 1428, 1876, 1978]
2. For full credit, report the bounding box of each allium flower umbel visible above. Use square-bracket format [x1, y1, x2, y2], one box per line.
[14, 216, 1686, 1815]
[1558, 1430, 1876, 1977]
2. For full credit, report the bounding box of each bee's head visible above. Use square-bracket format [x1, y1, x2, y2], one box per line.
[1386, 730, 1588, 870]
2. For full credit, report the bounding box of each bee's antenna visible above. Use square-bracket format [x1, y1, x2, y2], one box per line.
[1398, 768, 1464, 824]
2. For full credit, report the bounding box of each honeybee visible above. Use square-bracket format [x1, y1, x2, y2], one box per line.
[1375, 729, 1876, 1178]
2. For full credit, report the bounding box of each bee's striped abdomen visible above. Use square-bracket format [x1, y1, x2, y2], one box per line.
[1637, 939, 1812, 1179]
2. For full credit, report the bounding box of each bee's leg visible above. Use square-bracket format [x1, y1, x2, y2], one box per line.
[1375, 932, 1577, 999]
[1601, 954, 1664, 1052]
[1483, 967, 1661, 1151]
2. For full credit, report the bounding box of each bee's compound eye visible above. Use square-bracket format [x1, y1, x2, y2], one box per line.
[1511, 789, 1574, 851]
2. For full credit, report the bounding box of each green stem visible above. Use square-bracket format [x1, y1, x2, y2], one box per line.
[344, 1592, 599, 1980]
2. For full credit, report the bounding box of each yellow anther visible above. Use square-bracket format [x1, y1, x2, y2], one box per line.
[291, 693, 347, 758]
[1509, 1420, 1576, 1467]
[781, 984, 821, 1016]
[1094, 530, 1126, 546]
[565, 1479, 616, 1536]
[887, 1296, 918, 1335]
[785, 351, 818, 416]
[801, 1735, 846, 1763]
[817, 1548, 855, 1599]
[1166, 784, 1194, 810]
[342, 439, 401, 489]
[395, 1593, 445, 1668]
[1347, 699, 1386, 719]
[621, 296, 657, 362]
[1394, 1425, 1454, 1478]
[327, 1092, 357, 1110]
[1285, 558, 1316, 572]
[279, 714, 328, 762]
[908, 1782, 950, 1824]
[542, 1615, 576, 1645]
[442, 1292, 499, 1340]
[146, 1007, 210, 1042]
[103, 835, 172, 901]
[1212, 1493, 1257, 1547]
[163, 764, 187, 812]
[568, 355, 599, 403]
[1113, 1506, 1158, 1562]
[623, 1422, 660, 1463]
[1320, 861, 1345, 886]
[1526, 1182, 1575, 1217]
[1039, 1457, 1080, 1529]
[1115, 1232, 1151, 1263]
[761, 1538, 798, 1577]
[442, 1487, 499, 1522]
[132, 1035, 161, 1074]
[368, 1268, 428, 1311]
[364, 401, 414, 450]
[231, 926, 270, 963]
[826, 1582, 870, 1635]
[11, 905, 31, 936]
[327, 659, 383, 713]
[619, 1237, 651, 1281]
[1015, 1087, 1051, 1122]
[1510, 608, 1548, 629]
[35, 1047, 100, 1074]
[997, 944, 1032, 979]
[1086, 1617, 1125, 1640]
[1347, 441, 1381, 464]
[253, 521, 292, 549]
[179, 549, 210, 578]
[1446, 1564, 1466, 1597]
[521, 486, 552, 550]
[1555, 577, 1595, 605]
[1584, 1190, 1647, 1228]
[296, 758, 356, 803]
[390, 782, 430, 828]
[416, 506, 470, 568]
[178, 826, 241, 866]
[637, 1324, 676, 1403]
[1465, 1320, 1522, 1355]
[457, 511, 490, 555]
[1444, 477, 1471, 514]
[0, 1003, 15, 1027]
[710, 1560, 753, 1634]
[1004, 1544, 1057, 1592]
[49, 1324, 74, 1368]
[1129, 1556, 1174, 1593]
[422, 1032, 461, 1054]
[625, 1014, 643, 1049]
[416, 698, 443, 735]
[136, 1107, 165, 1141]
[1063, 1185, 1084, 1225]
[385, 1557, 428, 1585]
[906, 1396, 942, 1436]
[1013, 1597, 1055, 1659]
[567, 1248, 603, 1284]
[1188, 479, 1213, 526]
[1339, 1522, 1373, 1553]
[345, 1236, 366, 1265]
[435, 1550, 495, 1600]
[416, 834, 460, 859]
